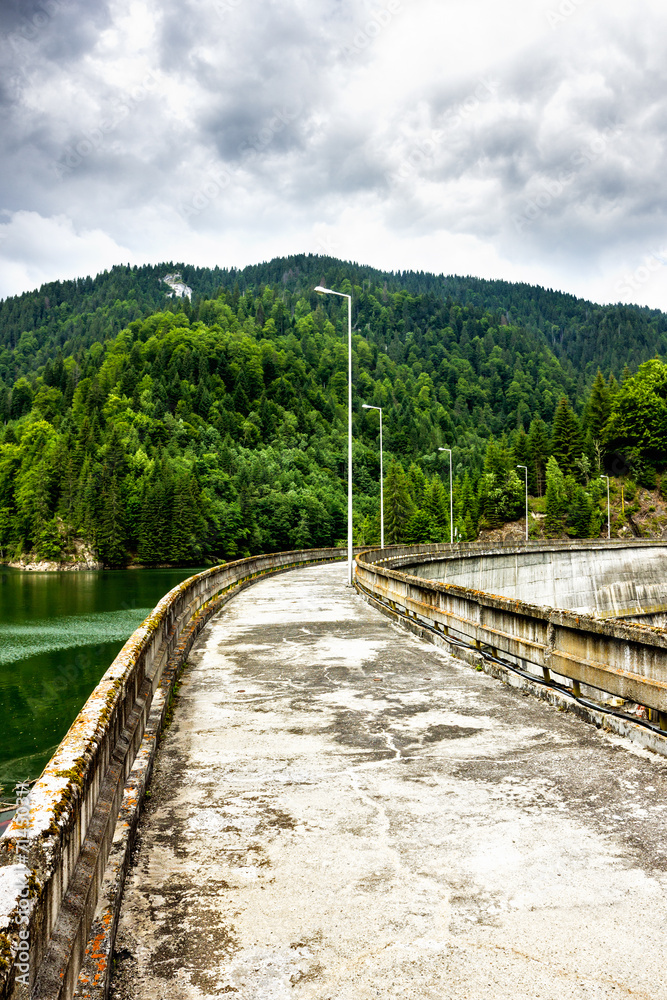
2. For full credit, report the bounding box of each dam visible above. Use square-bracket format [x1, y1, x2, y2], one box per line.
[398, 541, 667, 621]
[3, 542, 667, 999]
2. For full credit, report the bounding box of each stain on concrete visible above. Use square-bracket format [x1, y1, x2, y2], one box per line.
[110, 563, 667, 1000]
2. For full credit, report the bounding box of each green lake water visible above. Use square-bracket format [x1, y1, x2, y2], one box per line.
[0, 566, 203, 799]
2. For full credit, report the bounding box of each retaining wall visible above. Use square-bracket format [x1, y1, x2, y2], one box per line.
[396, 539, 667, 615]
[0, 548, 346, 1000]
[355, 541, 667, 723]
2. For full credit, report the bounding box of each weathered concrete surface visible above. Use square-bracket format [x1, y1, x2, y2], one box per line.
[406, 544, 667, 614]
[111, 563, 667, 1000]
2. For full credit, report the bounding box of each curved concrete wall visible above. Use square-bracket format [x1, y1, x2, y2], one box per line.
[401, 542, 667, 616]
[355, 540, 667, 715]
[355, 541, 667, 761]
[0, 547, 347, 1000]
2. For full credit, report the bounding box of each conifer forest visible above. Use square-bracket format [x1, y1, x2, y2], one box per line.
[2, 254, 667, 568]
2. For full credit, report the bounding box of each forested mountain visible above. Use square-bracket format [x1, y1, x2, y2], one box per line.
[2, 255, 667, 384]
[1, 256, 666, 567]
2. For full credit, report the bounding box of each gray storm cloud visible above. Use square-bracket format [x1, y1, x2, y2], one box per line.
[1, 0, 667, 307]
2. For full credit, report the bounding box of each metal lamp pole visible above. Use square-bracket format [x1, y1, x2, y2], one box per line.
[438, 447, 454, 544]
[517, 464, 528, 542]
[315, 285, 353, 584]
[362, 403, 383, 548]
[600, 475, 610, 539]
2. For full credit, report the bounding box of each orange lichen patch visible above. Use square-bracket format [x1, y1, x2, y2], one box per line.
[89, 935, 106, 958]
[79, 910, 114, 987]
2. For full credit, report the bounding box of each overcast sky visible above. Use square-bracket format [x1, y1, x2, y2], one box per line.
[2, 0, 667, 309]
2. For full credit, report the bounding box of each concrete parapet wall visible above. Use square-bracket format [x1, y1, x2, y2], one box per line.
[381, 539, 667, 615]
[356, 541, 667, 720]
[0, 548, 345, 1000]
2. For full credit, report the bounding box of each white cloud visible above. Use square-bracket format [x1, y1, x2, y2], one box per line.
[0, 211, 134, 297]
[1, 0, 667, 309]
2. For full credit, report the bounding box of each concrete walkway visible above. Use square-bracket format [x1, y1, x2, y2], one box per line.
[111, 563, 667, 1000]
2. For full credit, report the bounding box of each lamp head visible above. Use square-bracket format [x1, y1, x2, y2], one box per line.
[314, 285, 330, 293]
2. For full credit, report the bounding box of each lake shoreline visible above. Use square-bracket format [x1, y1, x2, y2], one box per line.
[3, 540, 103, 572]
[2, 560, 205, 572]
[3, 558, 104, 572]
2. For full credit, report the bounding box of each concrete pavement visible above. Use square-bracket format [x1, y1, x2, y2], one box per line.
[110, 563, 667, 999]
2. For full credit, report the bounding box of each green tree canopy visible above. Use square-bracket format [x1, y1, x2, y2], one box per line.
[544, 456, 567, 535]
[605, 359, 667, 463]
[551, 397, 582, 477]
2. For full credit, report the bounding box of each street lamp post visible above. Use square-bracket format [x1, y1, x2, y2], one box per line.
[517, 465, 528, 542]
[600, 475, 611, 539]
[438, 448, 454, 545]
[315, 285, 353, 584]
[362, 404, 384, 548]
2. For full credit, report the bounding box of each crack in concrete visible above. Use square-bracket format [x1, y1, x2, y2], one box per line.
[110, 563, 667, 1000]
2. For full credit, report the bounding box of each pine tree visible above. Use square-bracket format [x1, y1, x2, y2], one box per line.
[477, 438, 522, 529]
[290, 511, 312, 550]
[35, 518, 63, 561]
[170, 476, 198, 563]
[405, 509, 433, 544]
[551, 397, 582, 476]
[457, 472, 478, 530]
[477, 474, 501, 530]
[528, 416, 550, 496]
[587, 369, 611, 441]
[484, 438, 512, 480]
[384, 461, 414, 543]
[570, 486, 594, 538]
[76, 458, 99, 546]
[512, 428, 530, 469]
[423, 477, 449, 540]
[544, 456, 567, 535]
[97, 474, 127, 567]
[407, 463, 426, 507]
[138, 465, 172, 564]
[463, 511, 476, 541]
[58, 454, 78, 531]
